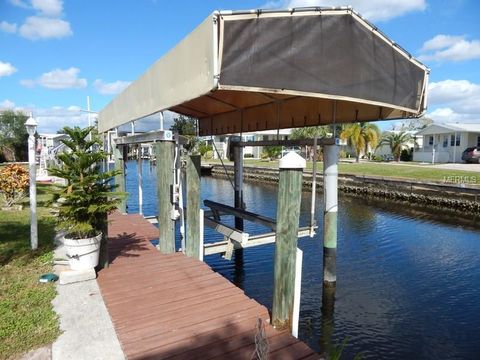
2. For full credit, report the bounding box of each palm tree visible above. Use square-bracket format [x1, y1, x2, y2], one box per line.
[340, 122, 380, 162]
[379, 131, 412, 162]
[290, 126, 328, 159]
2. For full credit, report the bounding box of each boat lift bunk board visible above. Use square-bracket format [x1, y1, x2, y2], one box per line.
[202, 200, 316, 259]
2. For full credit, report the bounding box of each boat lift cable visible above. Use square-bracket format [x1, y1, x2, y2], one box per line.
[211, 136, 235, 190]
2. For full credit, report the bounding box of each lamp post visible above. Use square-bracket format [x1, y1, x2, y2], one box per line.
[25, 113, 38, 250]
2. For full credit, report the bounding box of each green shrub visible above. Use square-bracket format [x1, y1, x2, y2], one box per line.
[48, 126, 126, 239]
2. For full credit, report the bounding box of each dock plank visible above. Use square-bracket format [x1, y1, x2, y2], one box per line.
[97, 212, 318, 359]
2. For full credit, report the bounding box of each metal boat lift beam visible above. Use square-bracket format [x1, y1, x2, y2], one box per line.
[204, 199, 276, 231]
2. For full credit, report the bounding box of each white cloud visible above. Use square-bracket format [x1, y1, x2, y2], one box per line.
[263, 0, 426, 22]
[420, 34, 463, 52]
[19, 16, 72, 40]
[31, 0, 63, 17]
[0, 21, 17, 33]
[419, 34, 480, 62]
[427, 80, 480, 122]
[93, 79, 131, 95]
[8, 0, 72, 40]
[20, 79, 35, 87]
[8, 0, 29, 9]
[38, 67, 86, 89]
[23, 105, 90, 133]
[0, 61, 17, 77]
[0, 99, 15, 108]
[22, 67, 87, 89]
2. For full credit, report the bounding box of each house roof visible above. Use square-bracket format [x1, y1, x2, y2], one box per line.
[416, 123, 480, 136]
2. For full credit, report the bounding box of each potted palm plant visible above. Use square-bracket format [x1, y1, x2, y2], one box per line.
[49, 126, 124, 270]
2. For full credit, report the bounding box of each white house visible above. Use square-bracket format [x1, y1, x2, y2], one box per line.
[413, 123, 480, 163]
[38, 133, 68, 152]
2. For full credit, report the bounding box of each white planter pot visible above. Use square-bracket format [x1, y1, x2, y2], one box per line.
[64, 233, 102, 271]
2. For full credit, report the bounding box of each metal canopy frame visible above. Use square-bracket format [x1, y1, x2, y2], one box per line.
[114, 130, 188, 145]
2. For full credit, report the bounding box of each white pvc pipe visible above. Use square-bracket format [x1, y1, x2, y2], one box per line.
[199, 209, 204, 261]
[137, 147, 143, 215]
[292, 247, 303, 338]
[159, 111, 164, 131]
[324, 145, 339, 215]
[28, 133, 38, 250]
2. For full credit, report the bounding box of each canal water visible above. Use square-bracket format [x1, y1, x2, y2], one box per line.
[125, 160, 480, 359]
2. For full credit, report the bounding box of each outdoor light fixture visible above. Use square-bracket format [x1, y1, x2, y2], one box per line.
[25, 112, 38, 250]
[25, 114, 37, 136]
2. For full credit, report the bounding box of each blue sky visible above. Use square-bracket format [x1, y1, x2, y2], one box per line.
[1, 0, 479, 133]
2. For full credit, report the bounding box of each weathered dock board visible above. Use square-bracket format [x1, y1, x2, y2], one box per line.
[97, 212, 318, 360]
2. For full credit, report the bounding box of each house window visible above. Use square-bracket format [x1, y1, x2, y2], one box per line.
[450, 134, 460, 146]
[477, 135, 480, 147]
[428, 136, 434, 145]
[443, 136, 448, 147]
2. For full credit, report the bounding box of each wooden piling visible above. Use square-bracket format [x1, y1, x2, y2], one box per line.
[272, 152, 305, 331]
[155, 141, 176, 254]
[114, 144, 126, 213]
[186, 155, 201, 259]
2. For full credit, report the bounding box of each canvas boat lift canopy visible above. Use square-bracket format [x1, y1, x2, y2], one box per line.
[98, 7, 429, 134]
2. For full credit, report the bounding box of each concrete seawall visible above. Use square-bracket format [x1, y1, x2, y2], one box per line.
[208, 164, 480, 213]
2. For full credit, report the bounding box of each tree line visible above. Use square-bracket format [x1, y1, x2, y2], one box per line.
[0, 110, 29, 162]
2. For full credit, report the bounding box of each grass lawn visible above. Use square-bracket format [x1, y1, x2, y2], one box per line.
[0, 184, 60, 359]
[205, 158, 479, 184]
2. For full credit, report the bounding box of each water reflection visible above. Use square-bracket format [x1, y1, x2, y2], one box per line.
[320, 284, 336, 358]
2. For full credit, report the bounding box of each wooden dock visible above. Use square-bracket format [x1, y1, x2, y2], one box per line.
[97, 212, 318, 359]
